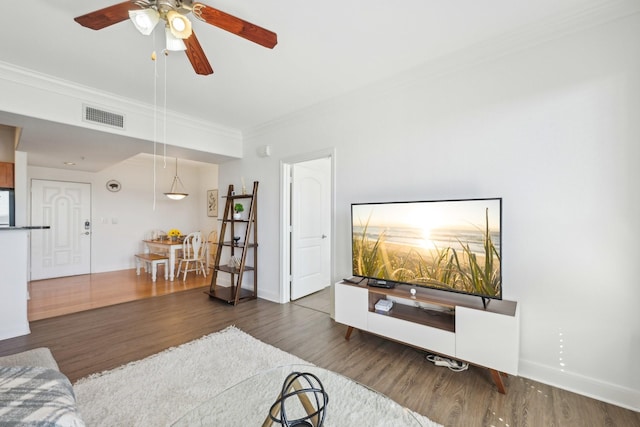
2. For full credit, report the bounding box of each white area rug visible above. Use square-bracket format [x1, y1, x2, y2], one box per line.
[74, 326, 441, 426]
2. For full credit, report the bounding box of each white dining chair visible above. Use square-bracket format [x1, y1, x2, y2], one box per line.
[176, 232, 207, 281]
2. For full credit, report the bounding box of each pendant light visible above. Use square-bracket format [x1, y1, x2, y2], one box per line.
[165, 157, 189, 200]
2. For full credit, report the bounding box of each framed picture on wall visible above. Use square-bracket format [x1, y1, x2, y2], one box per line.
[207, 189, 218, 217]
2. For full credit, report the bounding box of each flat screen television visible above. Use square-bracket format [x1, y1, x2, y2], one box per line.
[351, 197, 502, 301]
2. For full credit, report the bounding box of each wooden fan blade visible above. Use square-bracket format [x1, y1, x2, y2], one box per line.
[74, 1, 140, 30]
[192, 3, 277, 49]
[185, 31, 214, 75]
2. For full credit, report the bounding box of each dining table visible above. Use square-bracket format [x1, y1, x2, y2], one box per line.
[143, 238, 212, 281]
[143, 239, 184, 281]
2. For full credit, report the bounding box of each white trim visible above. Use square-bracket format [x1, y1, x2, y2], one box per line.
[279, 161, 291, 304]
[519, 359, 640, 412]
[279, 148, 336, 305]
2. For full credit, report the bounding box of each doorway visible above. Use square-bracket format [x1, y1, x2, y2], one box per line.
[281, 150, 334, 308]
[30, 179, 92, 280]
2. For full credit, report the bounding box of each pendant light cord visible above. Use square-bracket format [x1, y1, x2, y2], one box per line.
[163, 50, 168, 167]
[152, 46, 170, 210]
[152, 39, 158, 211]
[153, 41, 180, 206]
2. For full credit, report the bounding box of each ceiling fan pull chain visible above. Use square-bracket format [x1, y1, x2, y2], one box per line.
[163, 52, 168, 167]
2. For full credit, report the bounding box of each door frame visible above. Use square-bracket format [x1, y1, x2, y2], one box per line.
[280, 148, 336, 306]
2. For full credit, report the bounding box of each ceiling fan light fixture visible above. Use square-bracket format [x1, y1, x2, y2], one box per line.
[166, 10, 192, 39]
[129, 9, 160, 35]
[165, 27, 187, 51]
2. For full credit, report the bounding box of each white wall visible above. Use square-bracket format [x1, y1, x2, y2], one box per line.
[28, 154, 218, 273]
[0, 125, 15, 161]
[220, 14, 640, 410]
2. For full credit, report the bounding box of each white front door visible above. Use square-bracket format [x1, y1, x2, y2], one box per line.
[30, 179, 92, 280]
[290, 158, 331, 300]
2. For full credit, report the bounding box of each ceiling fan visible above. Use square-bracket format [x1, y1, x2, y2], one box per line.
[74, 0, 277, 75]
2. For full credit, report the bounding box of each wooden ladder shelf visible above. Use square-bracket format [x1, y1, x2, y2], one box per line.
[207, 181, 259, 305]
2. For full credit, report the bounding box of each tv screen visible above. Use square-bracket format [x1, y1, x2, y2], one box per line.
[351, 198, 502, 300]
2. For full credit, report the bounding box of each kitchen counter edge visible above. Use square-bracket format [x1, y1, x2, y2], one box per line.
[0, 226, 50, 231]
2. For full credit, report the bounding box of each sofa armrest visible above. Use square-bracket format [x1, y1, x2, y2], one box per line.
[0, 366, 84, 426]
[0, 347, 59, 370]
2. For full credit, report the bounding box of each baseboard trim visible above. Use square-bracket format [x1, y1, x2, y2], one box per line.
[0, 325, 30, 341]
[257, 288, 280, 303]
[519, 359, 640, 412]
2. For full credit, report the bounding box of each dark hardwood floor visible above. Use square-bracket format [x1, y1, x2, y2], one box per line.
[1, 287, 638, 427]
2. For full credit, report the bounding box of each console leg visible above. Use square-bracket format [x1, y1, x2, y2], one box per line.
[345, 326, 354, 340]
[489, 369, 507, 394]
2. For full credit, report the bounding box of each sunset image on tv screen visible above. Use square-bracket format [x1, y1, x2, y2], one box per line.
[351, 199, 501, 299]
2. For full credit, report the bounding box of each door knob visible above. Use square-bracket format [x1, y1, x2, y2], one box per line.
[321, 234, 327, 239]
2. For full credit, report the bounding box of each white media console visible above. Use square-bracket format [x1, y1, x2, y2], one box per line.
[335, 281, 520, 393]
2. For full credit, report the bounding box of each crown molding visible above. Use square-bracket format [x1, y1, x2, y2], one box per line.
[0, 60, 241, 141]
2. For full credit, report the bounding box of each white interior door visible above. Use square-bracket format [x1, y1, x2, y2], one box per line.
[30, 179, 92, 280]
[290, 158, 331, 300]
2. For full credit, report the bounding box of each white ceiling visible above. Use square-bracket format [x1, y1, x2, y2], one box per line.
[0, 0, 624, 171]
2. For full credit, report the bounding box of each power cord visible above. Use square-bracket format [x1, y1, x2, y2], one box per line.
[426, 354, 469, 372]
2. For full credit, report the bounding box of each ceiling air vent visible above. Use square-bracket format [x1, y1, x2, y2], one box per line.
[82, 105, 125, 129]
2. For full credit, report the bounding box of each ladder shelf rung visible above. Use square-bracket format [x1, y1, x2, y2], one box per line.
[215, 265, 255, 274]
